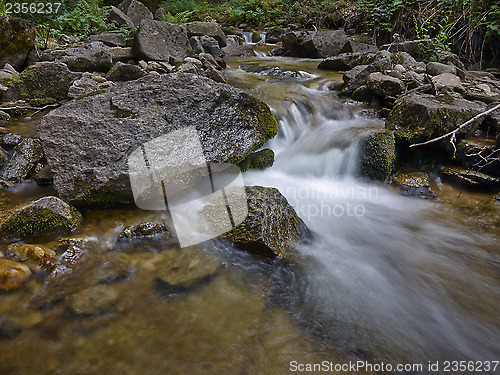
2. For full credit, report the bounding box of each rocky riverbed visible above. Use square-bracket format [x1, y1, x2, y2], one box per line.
[0, 2, 499, 374]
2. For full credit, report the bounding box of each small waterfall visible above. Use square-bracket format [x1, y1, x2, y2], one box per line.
[260, 32, 266, 43]
[227, 56, 500, 366]
[241, 31, 252, 44]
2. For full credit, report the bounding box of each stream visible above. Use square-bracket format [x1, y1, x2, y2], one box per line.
[0, 49, 499, 375]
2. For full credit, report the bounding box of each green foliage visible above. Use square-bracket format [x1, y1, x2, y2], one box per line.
[159, 9, 195, 24]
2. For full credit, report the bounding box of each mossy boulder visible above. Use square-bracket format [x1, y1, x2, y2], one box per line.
[1, 137, 43, 182]
[201, 186, 311, 260]
[360, 129, 396, 180]
[237, 149, 274, 172]
[38, 73, 278, 208]
[386, 93, 487, 145]
[0, 196, 82, 239]
[0, 16, 36, 70]
[3, 61, 75, 102]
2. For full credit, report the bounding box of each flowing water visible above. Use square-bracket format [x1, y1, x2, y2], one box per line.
[0, 51, 499, 374]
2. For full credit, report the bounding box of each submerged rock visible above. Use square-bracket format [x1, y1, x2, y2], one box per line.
[359, 129, 396, 181]
[38, 73, 278, 208]
[1, 138, 43, 182]
[154, 247, 222, 295]
[5, 243, 56, 272]
[0, 315, 23, 338]
[392, 171, 436, 198]
[66, 284, 120, 315]
[0, 259, 31, 290]
[202, 186, 311, 259]
[386, 93, 487, 145]
[240, 64, 300, 79]
[0, 196, 82, 238]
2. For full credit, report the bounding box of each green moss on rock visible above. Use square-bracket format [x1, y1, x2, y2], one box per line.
[0, 196, 82, 239]
[360, 129, 396, 180]
[386, 93, 487, 145]
[237, 149, 274, 172]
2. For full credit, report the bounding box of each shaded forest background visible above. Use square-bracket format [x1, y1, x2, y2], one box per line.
[1, 0, 499, 67]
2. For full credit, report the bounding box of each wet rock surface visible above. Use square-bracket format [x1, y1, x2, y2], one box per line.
[202, 186, 311, 260]
[360, 129, 396, 181]
[0, 259, 31, 290]
[392, 171, 437, 198]
[1, 137, 43, 182]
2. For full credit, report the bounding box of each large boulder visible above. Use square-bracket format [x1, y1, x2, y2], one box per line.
[1, 137, 43, 182]
[222, 35, 255, 57]
[202, 186, 311, 260]
[282, 30, 349, 58]
[132, 19, 190, 62]
[0, 16, 36, 70]
[39, 42, 113, 72]
[107, 5, 134, 28]
[38, 74, 278, 208]
[0, 196, 82, 238]
[386, 93, 487, 145]
[118, 0, 153, 26]
[184, 21, 227, 48]
[338, 41, 378, 54]
[2, 61, 75, 103]
[359, 129, 396, 180]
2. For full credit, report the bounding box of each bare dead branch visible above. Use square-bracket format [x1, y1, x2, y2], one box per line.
[409, 102, 500, 148]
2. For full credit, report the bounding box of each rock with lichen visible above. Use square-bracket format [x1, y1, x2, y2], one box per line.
[202, 186, 311, 260]
[360, 129, 396, 181]
[0, 196, 82, 239]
